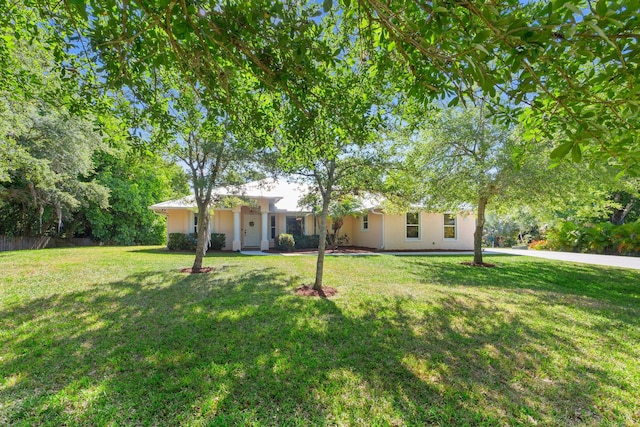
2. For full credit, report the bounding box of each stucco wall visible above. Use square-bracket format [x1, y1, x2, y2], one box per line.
[383, 212, 474, 250]
[348, 212, 384, 249]
[166, 209, 191, 235]
[212, 210, 234, 250]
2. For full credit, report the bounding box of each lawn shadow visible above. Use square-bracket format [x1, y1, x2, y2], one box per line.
[127, 247, 244, 258]
[1, 260, 637, 425]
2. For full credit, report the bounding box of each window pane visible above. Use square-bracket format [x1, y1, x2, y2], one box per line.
[286, 216, 303, 235]
[444, 214, 456, 225]
[444, 226, 456, 239]
[406, 225, 419, 238]
[406, 212, 418, 225]
[270, 215, 276, 239]
[362, 214, 368, 229]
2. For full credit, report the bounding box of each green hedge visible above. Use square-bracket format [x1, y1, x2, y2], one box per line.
[294, 234, 319, 249]
[546, 221, 640, 255]
[167, 232, 226, 251]
[167, 233, 198, 251]
[209, 233, 226, 250]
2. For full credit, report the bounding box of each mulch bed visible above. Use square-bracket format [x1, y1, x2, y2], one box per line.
[268, 246, 376, 255]
[295, 285, 338, 298]
[179, 267, 216, 274]
[460, 262, 496, 267]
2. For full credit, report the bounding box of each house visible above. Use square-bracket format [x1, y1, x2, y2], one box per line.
[149, 178, 475, 251]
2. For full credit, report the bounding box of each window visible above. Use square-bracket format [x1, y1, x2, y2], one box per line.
[286, 216, 304, 235]
[406, 212, 419, 239]
[193, 213, 198, 234]
[444, 213, 457, 239]
[270, 215, 276, 239]
[362, 214, 369, 231]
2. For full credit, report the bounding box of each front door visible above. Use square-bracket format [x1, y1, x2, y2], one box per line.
[243, 214, 261, 248]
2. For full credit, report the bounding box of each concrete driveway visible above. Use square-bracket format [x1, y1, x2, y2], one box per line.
[486, 248, 640, 270]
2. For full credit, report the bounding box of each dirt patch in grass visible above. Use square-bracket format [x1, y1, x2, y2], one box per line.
[179, 267, 216, 274]
[460, 262, 496, 268]
[295, 285, 338, 298]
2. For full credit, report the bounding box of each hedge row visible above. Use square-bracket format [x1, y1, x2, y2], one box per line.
[167, 233, 226, 251]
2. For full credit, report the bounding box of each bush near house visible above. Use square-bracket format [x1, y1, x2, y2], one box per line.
[276, 233, 295, 251]
[294, 234, 319, 249]
[168, 233, 226, 251]
[546, 221, 640, 255]
[209, 233, 226, 250]
[167, 233, 198, 251]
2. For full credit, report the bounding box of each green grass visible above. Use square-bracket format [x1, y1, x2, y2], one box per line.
[1, 247, 639, 426]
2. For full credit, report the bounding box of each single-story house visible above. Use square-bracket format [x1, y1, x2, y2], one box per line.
[149, 178, 475, 251]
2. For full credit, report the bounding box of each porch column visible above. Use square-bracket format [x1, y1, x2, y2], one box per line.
[232, 207, 241, 251]
[260, 212, 269, 251]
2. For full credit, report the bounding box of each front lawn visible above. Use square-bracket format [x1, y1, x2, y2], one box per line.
[1, 247, 639, 426]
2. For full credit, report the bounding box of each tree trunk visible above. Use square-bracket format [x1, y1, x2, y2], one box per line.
[611, 198, 635, 225]
[192, 207, 210, 271]
[474, 195, 488, 265]
[313, 198, 331, 291]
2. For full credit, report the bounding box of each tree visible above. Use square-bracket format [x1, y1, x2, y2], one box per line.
[0, 103, 109, 236]
[155, 71, 263, 271]
[407, 105, 559, 265]
[350, 0, 640, 173]
[300, 194, 363, 251]
[275, 41, 389, 291]
[78, 149, 189, 245]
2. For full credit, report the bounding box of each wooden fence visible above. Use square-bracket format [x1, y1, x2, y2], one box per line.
[0, 236, 96, 252]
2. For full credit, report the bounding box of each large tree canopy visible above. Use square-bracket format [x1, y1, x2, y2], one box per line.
[29, 0, 638, 172]
[405, 106, 567, 264]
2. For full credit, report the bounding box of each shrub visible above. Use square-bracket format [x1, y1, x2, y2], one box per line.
[294, 234, 319, 249]
[209, 233, 226, 250]
[546, 221, 640, 255]
[276, 233, 295, 252]
[528, 240, 548, 250]
[167, 233, 197, 251]
[327, 233, 350, 249]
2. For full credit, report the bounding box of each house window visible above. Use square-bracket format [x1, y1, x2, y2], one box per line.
[362, 214, 369, 230]
[406, 212, 420, 239]
[193, 213, 198, 234]
[444, 213, 457, 239]
[286, 216, 304, 235]
[270, 215, 276, 239]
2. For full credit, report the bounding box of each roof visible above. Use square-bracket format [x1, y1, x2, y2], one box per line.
[149, 178, 313, 213]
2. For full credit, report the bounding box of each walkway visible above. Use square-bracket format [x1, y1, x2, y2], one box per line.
[486, 248, 640, 270]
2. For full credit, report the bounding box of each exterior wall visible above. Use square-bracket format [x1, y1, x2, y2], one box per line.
[212, 210, 234, 250]
[349, 212, 384, 249]
[166, 209, 191, 235]
[164, 206, 474, 251]
[383, 212, 474, 250]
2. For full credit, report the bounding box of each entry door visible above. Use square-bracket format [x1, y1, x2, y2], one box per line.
[243, 214, 261, 247]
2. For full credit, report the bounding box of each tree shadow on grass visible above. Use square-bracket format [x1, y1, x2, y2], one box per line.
[127, 247, 245, 257]
[1, 263, 637, 425]
[406, 255, 640, 306]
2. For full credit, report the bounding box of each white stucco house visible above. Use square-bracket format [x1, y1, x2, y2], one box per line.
[149, 178, 475, 251]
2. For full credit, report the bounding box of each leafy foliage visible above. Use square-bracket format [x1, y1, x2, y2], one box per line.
[405, 106, 557, 263]
[209, 233, 226, 251]
[546, 221, 640, 255]
[276, 233, 296, 252]
[350, 0, 640, 172]
[0, 104, 109, 236]
[81, 150, 189, 245]
[293, 234, 319, 250]
[167, 233, 198, 251]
